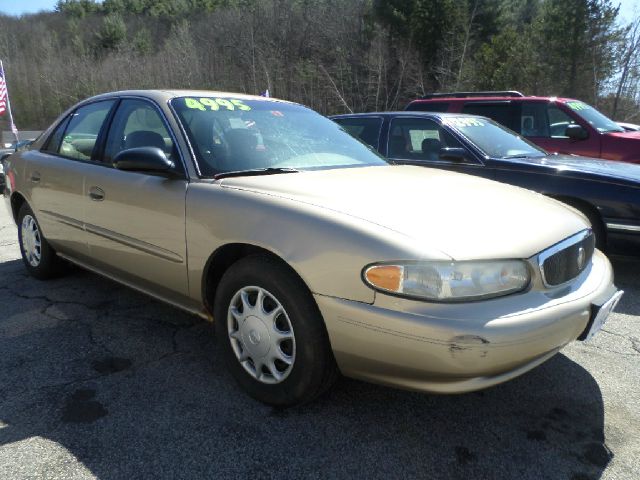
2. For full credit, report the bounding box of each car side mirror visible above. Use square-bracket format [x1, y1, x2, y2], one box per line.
[113, 147, 175, 175]
[439, 147, 468, 162]
[565, 124, 588, 140]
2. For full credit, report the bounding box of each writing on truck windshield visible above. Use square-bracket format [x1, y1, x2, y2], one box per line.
[566, 101, 623, 133]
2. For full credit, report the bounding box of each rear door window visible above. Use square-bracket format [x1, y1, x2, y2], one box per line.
[462, 102, 517, 131]
[333, 117, 383, 149]
[42, 116, 71, 154]
[57, 100, 116, 161]
[520, 103, 549, 137]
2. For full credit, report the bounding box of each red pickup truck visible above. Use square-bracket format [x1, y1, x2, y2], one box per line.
[406, 91, 640, 164]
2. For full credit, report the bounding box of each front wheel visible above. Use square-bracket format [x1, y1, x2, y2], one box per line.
[17, 203, 67, 280]
[214, 255, 338, 406]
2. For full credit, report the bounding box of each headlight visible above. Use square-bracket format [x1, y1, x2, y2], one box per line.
[363, 260, 530, 302]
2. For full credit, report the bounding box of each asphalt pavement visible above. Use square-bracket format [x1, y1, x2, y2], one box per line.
[0, 203, 638, 480]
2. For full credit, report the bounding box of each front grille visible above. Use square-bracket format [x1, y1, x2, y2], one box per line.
[540, 231, 595, 286]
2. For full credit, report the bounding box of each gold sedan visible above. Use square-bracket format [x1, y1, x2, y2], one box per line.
[0, 90, 622, 406]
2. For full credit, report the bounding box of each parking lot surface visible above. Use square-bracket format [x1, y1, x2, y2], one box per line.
[0, 204, 639, 480]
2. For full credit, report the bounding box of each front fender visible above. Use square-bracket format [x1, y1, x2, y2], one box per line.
[185, 182, 452, 305]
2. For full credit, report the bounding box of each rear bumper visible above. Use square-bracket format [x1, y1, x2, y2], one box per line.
[316, 250, 616, 394]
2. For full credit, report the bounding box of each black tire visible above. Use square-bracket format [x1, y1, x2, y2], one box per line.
[214, 254, 338, 406]
[17, 203, 67, 280]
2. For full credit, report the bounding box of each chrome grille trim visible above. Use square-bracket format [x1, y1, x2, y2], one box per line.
[537, 229, 594, 288]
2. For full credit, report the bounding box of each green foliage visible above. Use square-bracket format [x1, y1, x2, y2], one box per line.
[55, 0, 102, 17]
[473, 27, 537, 90]
[132, 27, 152, 55]
[530, 0, 622, 101]
[95, 13, 127, 52]
[374, 0, 458, 65]
[66, 18, 87, 55]
[101, 0, 227, 17]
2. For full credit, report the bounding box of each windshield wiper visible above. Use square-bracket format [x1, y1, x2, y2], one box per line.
[213, 167, 300, 180]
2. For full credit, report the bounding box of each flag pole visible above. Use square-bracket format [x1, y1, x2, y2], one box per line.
[0, 60, 19, 143]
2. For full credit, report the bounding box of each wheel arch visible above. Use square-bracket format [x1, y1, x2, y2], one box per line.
[201, 243, 312, 315]
[10, 191, 27, 224]
[549, 195, 606, 249]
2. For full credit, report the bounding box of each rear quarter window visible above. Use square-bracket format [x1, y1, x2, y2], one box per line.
[42, 116, 71, 154]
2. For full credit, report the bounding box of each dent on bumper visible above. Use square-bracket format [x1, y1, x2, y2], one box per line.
[315, 250, 616, 394]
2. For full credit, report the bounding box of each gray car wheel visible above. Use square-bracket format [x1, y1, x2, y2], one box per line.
[227, 285, 297, 384]
[17, 203, 67, 280]
[214, 254, 338, 406]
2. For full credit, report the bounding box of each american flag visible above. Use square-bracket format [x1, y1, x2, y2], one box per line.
[0, 64, 7, 116]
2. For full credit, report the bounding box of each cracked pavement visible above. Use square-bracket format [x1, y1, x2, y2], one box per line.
[0, 204, 638, 480]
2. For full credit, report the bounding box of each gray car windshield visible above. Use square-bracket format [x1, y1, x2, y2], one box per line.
[443, 116, 547, 158]
[171, 96, 388, 176]
[565, 101, 624, 133]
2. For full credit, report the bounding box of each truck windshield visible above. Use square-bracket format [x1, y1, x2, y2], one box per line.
[565, 101, 624, 133]
[171, 96, 387, 177]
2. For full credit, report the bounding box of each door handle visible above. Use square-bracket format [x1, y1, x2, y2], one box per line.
[30, 172, 41, 183]
[88, 186, 105, 201]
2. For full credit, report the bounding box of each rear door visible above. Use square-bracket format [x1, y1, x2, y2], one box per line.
[82, 97, 190, 300]
[24, 100, 116, 259]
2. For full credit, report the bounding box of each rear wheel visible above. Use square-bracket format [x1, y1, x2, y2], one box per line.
[214, 255, 338, 406]
[17, 203, 67, 280]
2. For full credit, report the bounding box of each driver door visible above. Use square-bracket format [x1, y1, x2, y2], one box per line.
[82, 98, 190, 301]
[520, 102, 600, 157]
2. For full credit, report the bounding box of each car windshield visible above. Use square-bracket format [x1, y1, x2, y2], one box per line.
[442, 116, 547, 158]
[565, 101, 624, 133]
[171, 96, 388, 176]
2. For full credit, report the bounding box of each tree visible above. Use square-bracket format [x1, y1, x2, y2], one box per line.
[533, 0, 621, 101]
[95, 13, 127, 52]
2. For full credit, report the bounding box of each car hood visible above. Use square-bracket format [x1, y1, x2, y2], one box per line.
[503, 154, 640, 184]
[606, 130, 640, 139]
[218, 166, 588, 260]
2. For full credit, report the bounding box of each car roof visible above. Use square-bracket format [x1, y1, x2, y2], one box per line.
[80, 89, 296, 105]
[408, 95, 578, 104]
[330, 111, 485, 120]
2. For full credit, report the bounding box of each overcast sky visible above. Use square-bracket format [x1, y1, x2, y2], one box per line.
[0, 0, 638, 21]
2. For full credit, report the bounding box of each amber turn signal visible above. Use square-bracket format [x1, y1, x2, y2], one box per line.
[364, 265, 403, 293]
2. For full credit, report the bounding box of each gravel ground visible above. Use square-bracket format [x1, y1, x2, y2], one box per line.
[0, 203, 638, 480]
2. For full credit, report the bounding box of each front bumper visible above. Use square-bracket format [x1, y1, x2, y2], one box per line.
[315, 249, 616, 394]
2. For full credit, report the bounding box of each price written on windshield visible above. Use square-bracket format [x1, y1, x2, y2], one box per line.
[184, 97, 252, 111]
